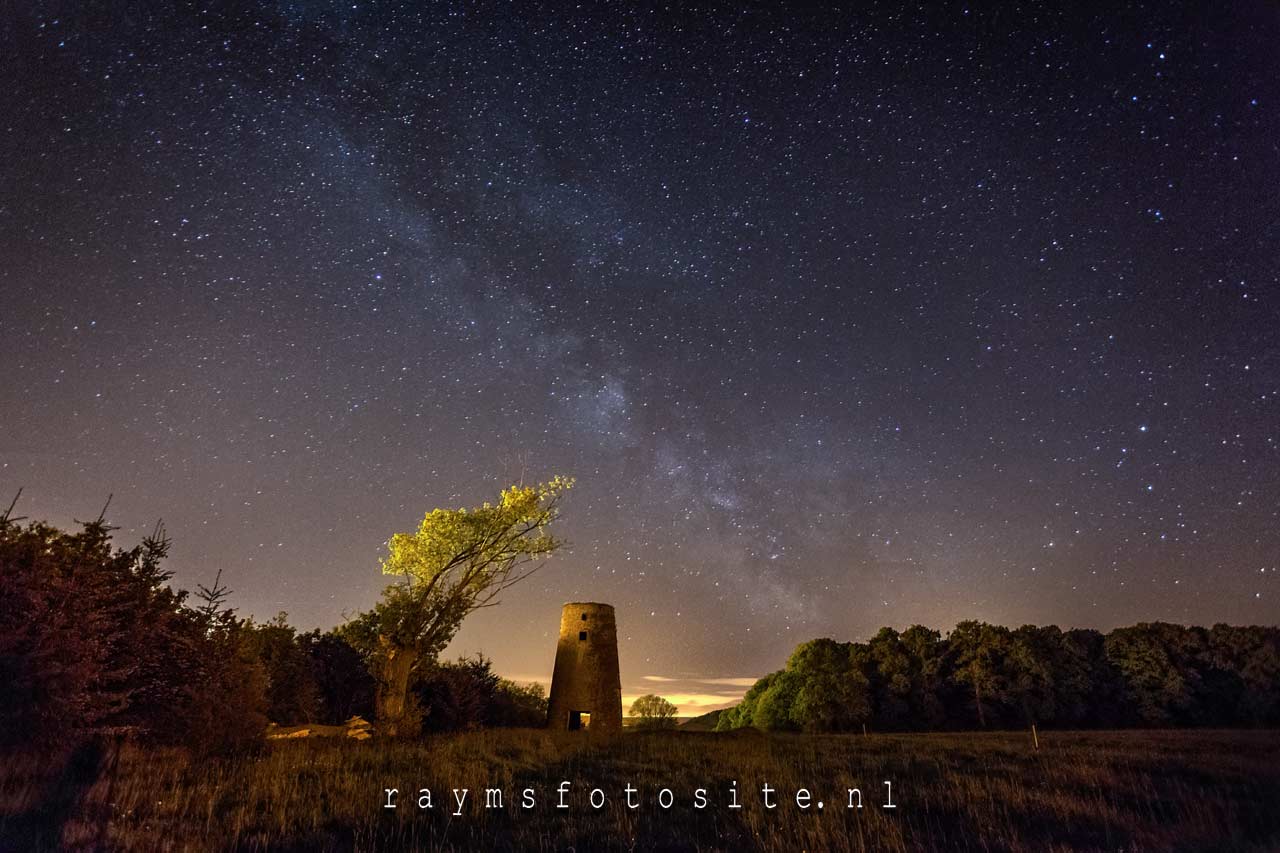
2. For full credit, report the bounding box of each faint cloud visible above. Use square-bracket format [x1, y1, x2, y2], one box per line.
[628, 673, 761, 713]
[622, 692, 742, 713]
[642, 675, 758, 687]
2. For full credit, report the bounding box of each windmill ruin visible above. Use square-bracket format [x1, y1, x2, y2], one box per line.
[547, 602, 623, 731]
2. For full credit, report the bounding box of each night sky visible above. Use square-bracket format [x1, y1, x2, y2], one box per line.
[2, 2, 1277, 712]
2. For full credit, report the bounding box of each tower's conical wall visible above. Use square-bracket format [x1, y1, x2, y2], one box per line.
[546, 602, 622, 731]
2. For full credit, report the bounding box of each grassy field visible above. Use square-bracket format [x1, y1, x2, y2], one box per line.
[3, 729, 1279, 851]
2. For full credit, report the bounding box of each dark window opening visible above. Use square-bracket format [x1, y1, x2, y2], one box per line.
[578, 631, 587, 641]
[569, 710, 592, 730]
[581, 613, 588, 621]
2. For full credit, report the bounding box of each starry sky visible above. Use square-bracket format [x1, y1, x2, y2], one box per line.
[2, 2, 1277, 713]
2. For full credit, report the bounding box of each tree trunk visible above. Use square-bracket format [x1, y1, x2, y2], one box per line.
[973, 669, 986, 728]
[375, 639, 418, 737]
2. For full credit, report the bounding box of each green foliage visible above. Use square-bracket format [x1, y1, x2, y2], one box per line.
[367, 476, 572, 736]
[628, 694, 678, 729]
[900, 625, 949, 728]
[8, 495, 1278, 758]
[716, 621, 1280, 733]
[333, 609, 382, 663]
[1105, 622, 1213, 726]
[1210, 623, 1280, 725]
[375, 478, 574, 651]
[793, 639, 871, 732]
[722, 639, 873, 733]
[948, 621, 1012, 728]
[753, 669, 803, 731]
[382, 477, 573, 588]
[864, 628, 911, 728]
[715, 672, 777, 730]
[1006, 624, 1081, 726]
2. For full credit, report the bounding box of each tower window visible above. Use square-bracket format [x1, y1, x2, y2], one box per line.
[579, 631, 587, 641]
[581, 613, 588, 620]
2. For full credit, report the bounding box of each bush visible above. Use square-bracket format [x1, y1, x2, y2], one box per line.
[0, 513, 268, 754]
[629, 694, 678, 729]
[414, 655, 547, 732]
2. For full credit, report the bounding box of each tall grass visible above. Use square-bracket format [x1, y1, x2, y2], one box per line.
[3, 729, 1278, 851]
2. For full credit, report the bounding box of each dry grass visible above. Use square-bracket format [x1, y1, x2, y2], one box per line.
[3, 729, 1279, 851]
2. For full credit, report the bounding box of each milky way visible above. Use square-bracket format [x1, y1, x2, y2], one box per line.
[2, 2, 1277, 710]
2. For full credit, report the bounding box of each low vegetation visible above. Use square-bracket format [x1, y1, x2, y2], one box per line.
[4, 729, 1279, 851]
[5, 498, 1280, 849]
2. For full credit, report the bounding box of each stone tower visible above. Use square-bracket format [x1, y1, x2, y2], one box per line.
[547, 602, 622, 731]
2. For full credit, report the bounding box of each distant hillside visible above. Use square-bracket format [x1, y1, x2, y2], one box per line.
[679, 709, 723, 731]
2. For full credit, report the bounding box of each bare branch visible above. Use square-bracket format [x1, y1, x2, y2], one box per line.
[95, 493, 114, 525]
[0, 487, 24, 524]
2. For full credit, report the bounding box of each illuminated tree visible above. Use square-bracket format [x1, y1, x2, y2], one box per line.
[367, 476, 573, 736]
[789, 638, 870, 732]
[753, 670, 803, 730]
[716, 672, 777, 730]
[629, 694, 678, 729]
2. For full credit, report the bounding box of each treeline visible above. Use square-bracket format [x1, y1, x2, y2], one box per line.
[0, 514, 545, 755]
[9, 511, 1279, 750]
[243, 615, 546, 734]
[717, 622, 1280, 732]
